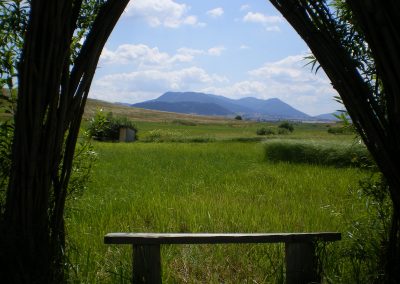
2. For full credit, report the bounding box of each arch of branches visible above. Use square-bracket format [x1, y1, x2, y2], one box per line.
[1, 0, 399, 282]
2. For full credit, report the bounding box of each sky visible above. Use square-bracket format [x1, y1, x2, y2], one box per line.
[89, 0, 341, 116]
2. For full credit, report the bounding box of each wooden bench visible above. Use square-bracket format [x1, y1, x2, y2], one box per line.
[104, 232, 341, 284]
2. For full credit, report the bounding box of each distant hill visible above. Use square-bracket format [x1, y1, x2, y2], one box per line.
[132, 91, 312, 120]
[133, 101, 232, 116]
[155, 91, 254, 114]
[314, 113, 338, 121]
[314, 111, 347, 121]
[236, 97, 309, 119]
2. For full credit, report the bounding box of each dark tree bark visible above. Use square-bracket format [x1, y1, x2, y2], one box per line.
[268, 0, 400, 282]
[0, 0, 129, 283]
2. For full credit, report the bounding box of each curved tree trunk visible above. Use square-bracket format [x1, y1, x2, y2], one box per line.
[0, 0, 129, 282]
[268, 0, 400, 282]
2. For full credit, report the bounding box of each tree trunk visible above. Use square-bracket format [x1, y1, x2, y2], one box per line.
[0, 0, 129, 282]
[268, 0, 400, 282]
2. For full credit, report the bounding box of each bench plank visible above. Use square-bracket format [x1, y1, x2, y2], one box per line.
[104, 232, 341, 245]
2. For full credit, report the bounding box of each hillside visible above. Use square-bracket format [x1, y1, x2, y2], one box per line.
[84, 98, 240, 124]
[133, 101, 233, 116]
[131, 91, 311, 120]
[155, 91, 254, 114]
[313, 111, 345, 121]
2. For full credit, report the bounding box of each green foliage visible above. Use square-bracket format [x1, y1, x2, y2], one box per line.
[277, 128, 290, 135]
[87, 110, 137, 141]
[333, 111, 351, 127]
[68, 133, 98, 199]
[0, 88, 17, 116]
[264, 140, 373, 168]
[0, 0, 29, 90]
[0, 0, 108, 89]
[71, 0, 107, 61]
[278, 121, 294, 132]
[303, 1, 378, 98]
[327, 111, 355, 135]
[0, 122, 96, 212]
[323, 173, 390, 283]
[0, 121, 13, 213]
[256, 127, 275, 136]
[234, 115, 242, 120]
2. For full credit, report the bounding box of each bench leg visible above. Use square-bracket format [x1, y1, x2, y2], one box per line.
[132, 245, 162, 284]
[285, 242, 319, 284]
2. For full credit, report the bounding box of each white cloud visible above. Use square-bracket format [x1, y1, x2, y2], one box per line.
[248, 54, 326, 83]
[90, 90, 160, 105]
[183, 15, 198, 25]
[243, 11, 283, 32]
[202, 54, 338, 115]
[202, 81, 268, 99]
[91, 67, 228, 103]
[207, 7, 224, 18]
[240, 44, 250, 50]
[93, 50, 339, 115]
[124, 0, 201, 28]
[243, 12, 282, 24]
[101, 45, 168, 65]
[207, 46, 226, 56]
[176, 45, 227, 57]
[100, 44, 227, 68]
[265, 26, 281, 32]
[100, 44, 194, 68]
[177, 47, 205, 56]
[240, 4, 250, 11]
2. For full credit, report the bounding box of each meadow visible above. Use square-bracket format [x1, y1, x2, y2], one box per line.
[65, 104, 376, 283]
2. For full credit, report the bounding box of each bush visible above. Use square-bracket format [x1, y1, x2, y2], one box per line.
[234, 115, 242, 120]
[278, 121, 294, 132]
[277, 128, 290, 135]
[256, 127, 275, 136]
[264, 140, 373, 167]
[87, 110, 137, 141]
[322, 173, 390, 283]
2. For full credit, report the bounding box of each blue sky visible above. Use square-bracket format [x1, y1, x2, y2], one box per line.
[90, 0, 340, 116]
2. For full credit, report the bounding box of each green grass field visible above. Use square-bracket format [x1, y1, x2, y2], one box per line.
[133, 121, 343, 142]
[3, 99, 373, 282]
[66, 116, 370, 283]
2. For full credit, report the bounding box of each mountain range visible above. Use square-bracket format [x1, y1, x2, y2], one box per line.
[131, 91, 339, 121]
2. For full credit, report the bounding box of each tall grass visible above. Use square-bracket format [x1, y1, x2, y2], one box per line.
[264, 139, 372, 167]
[66, 141, 369, 283]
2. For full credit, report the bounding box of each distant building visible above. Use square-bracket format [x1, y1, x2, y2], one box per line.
[119, 127, 136, 142]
